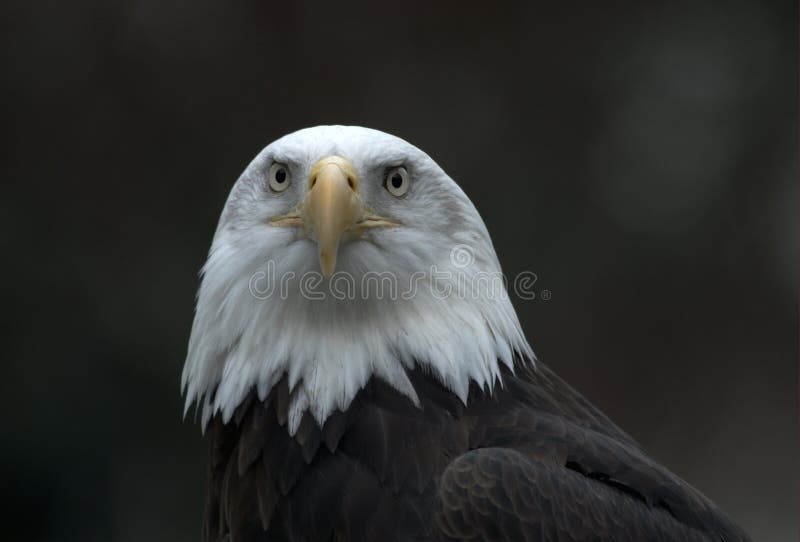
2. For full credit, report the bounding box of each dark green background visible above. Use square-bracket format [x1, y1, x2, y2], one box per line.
[1, 1, 796, 540]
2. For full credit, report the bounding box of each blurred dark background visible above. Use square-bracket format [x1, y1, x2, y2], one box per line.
[1, 1, 796, 541]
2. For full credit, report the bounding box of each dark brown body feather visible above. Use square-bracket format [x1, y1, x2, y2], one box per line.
[201, 359, 750, 542]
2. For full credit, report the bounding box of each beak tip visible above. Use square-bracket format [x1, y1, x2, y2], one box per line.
[319, 252, 336, 278]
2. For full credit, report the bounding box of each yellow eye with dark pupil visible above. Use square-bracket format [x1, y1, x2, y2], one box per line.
[268, 162, 291, 193]
[385, 166, 409, 197]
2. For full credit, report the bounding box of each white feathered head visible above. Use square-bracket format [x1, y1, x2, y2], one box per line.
[182, 126, 532, 433]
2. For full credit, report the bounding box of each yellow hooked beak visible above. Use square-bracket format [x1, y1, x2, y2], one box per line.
[269, 156, 399, 277]
[304, 156, 361, 277]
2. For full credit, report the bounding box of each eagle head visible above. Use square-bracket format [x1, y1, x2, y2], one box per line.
[182, 126, 532, 432]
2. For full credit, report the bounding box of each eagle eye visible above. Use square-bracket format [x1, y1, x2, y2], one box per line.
[384, 166, 409, 197]
[268, 162, 291, 193]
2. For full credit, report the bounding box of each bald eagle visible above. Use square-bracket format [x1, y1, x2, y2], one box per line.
[182, 126, 750, 541]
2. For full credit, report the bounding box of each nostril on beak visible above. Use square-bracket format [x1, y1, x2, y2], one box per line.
[307, 156, 359, 194]
[308, 172, 355, 192]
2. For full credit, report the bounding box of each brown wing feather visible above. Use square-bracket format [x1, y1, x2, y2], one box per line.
[198, 360, 750, 542]
[435, 447, 718, 542]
